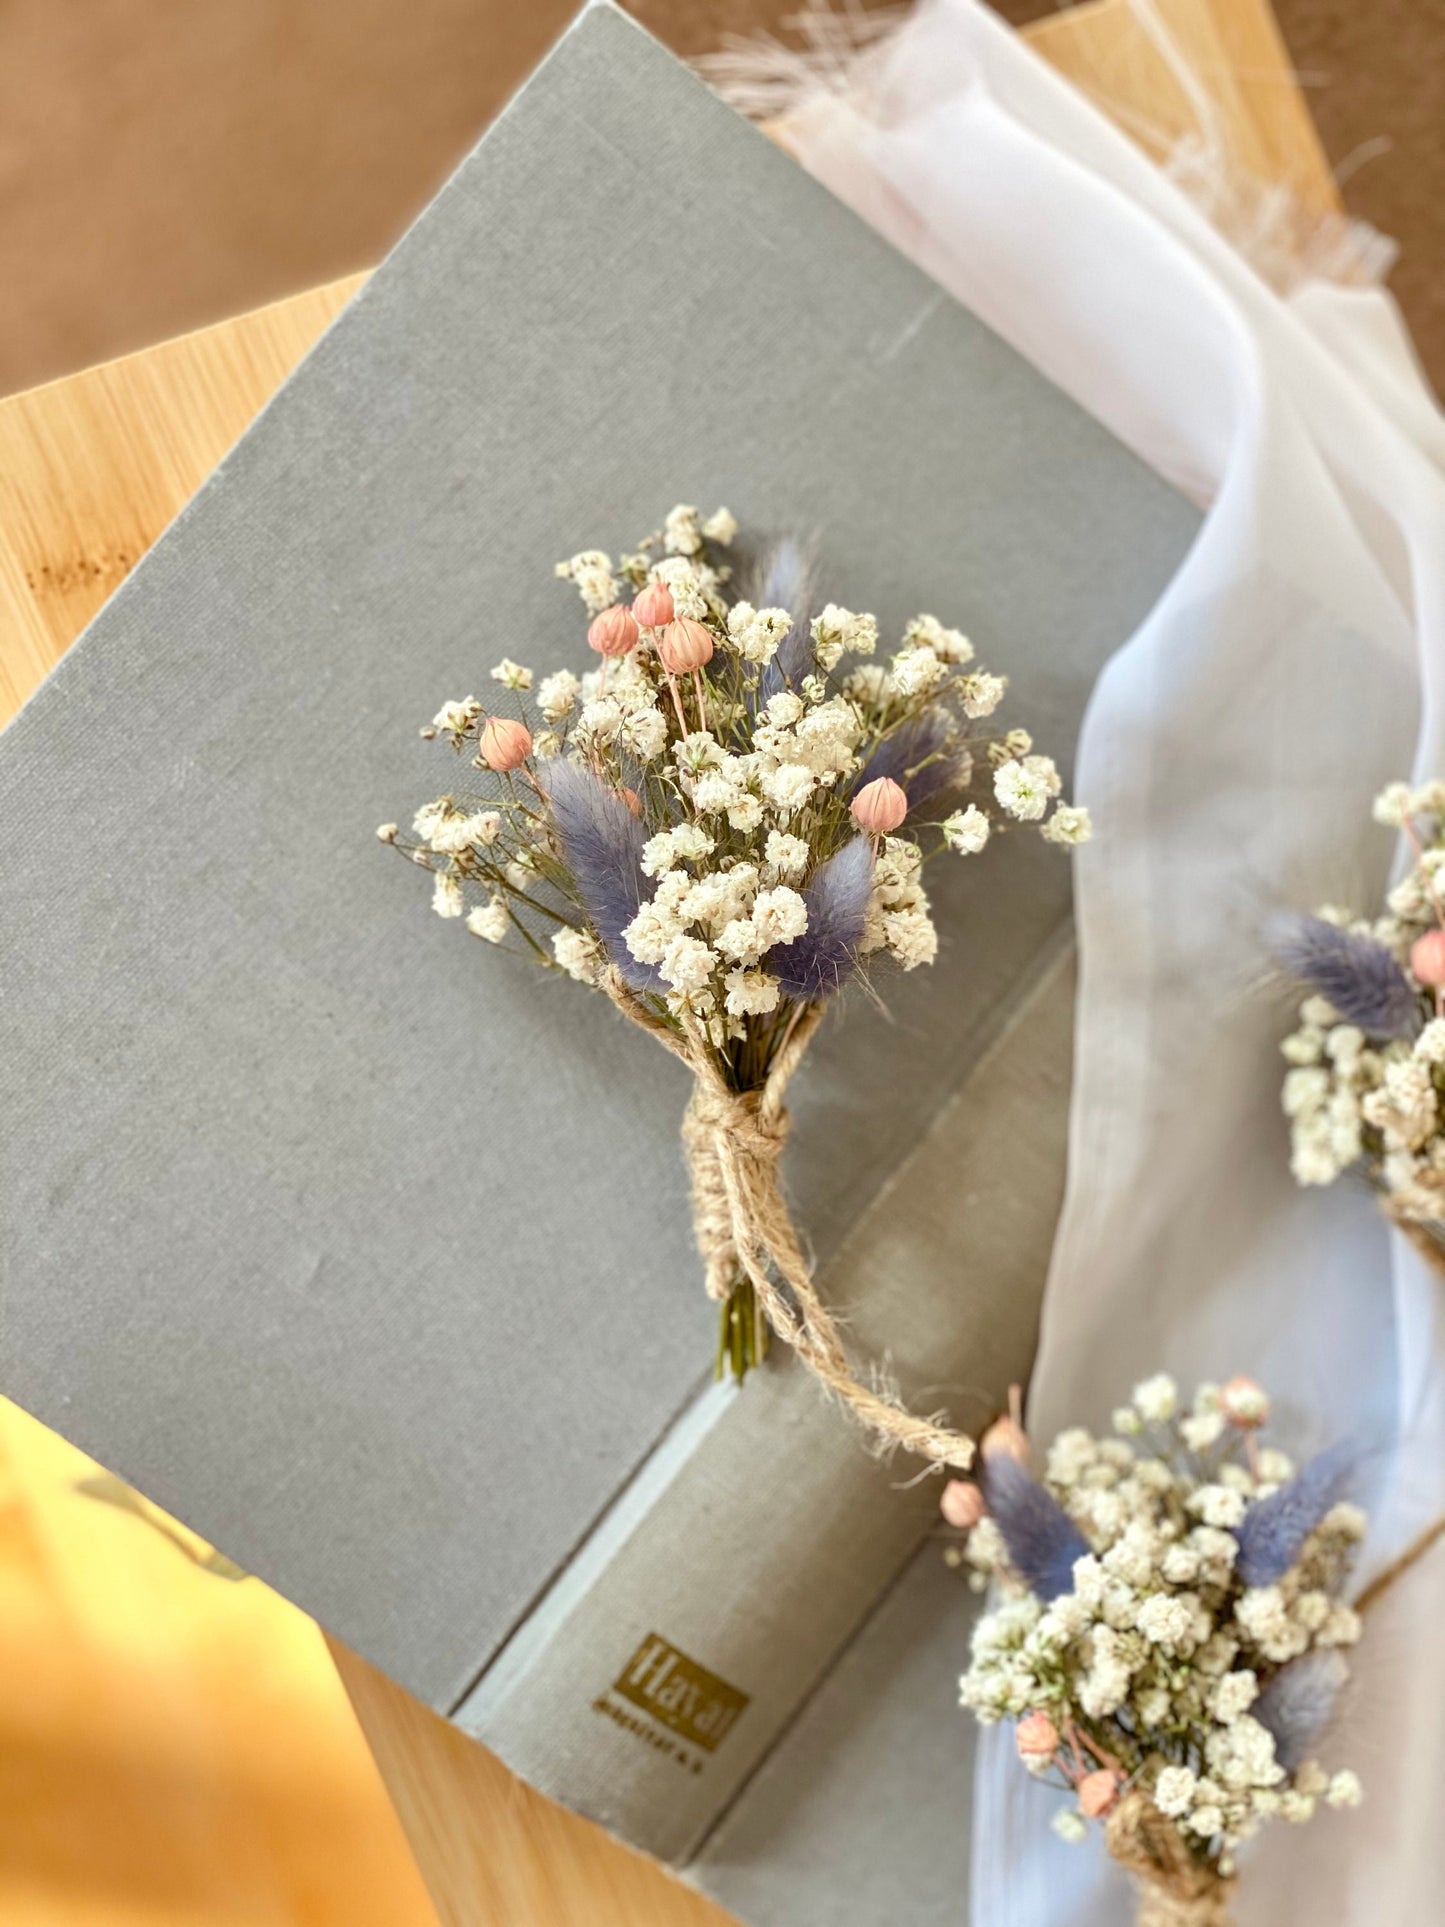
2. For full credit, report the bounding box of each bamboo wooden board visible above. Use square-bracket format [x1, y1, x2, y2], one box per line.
[0, 5, 1335, 1921]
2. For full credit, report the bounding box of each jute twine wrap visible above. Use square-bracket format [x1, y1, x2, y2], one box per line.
[602, 970, 977, 1468]
[1105, 1793, 1236, 1927]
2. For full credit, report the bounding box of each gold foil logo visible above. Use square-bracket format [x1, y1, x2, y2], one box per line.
[609, 1631, 749, 1753]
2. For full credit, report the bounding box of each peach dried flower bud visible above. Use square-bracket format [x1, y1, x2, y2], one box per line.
[1411, 929, 1445, 988]
[620, 787, 643, 818]
[657, 617, 715, 675]
[1015, 1712, 1059, 1759]
[1077, 1770, 1119, 1818]
[850, 776, 909, 836]
[1219, 1375, 1270, 1427]
[588, 604, 639, 659]
[632, 582, 675, 629]
[979, 1412, 1030, 1465]
[940, 1479, 985, 1530]
[477, 716, 532, 772]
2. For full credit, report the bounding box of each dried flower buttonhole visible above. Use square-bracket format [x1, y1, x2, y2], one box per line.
[381, 506, 1089, 1465]
[1273, 778, 1445, 1273]
[947, 1377, 1369, 1926]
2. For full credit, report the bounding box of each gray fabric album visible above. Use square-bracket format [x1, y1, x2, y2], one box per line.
[0, 4, 1197, 1916]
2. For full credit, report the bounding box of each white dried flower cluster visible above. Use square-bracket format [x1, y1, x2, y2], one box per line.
[956, 1377, 1365, 1879]
[387, 506, 1088, 1066]
[1280, 780, 1445, 1228]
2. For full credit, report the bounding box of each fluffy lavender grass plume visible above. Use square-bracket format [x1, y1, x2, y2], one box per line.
[1233, 1439, 1356, 1587]
[768, 836, 874, 1002]
[1252, 1648, 1349, 1769]
[542, 758, 660, 992]
[1269, 911, 1420, 1038]
[979, 1453, 1091, 1602]
[752, 536, 817, 699]
[853, 708, 968, 814]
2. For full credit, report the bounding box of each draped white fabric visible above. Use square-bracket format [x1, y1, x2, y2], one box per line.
[768, 4, 1445, 1919]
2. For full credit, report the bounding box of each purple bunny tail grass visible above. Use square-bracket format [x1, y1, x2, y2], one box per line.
[768, 836, 875, 1002]
[753, 536, 818, 700]
[542, 758, 661, 993]
[1252, 1649, 1349, 1770]
[1269, 912, 1420, 1038]
[1233, 1440, 1357, 1588]
[853, 708, 968, 813]
[979, 1454, 1091, 1602]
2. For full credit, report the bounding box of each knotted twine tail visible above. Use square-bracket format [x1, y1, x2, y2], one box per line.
[602, 970, 977, 1469]
[1105, 1794, 1236, 1927]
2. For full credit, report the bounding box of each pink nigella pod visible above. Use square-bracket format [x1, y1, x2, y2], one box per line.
[631, 581, 675, 630]
[477, 716, 532, 772]
[657, 617, 715, 675]
[979, 1411, 1030, 1465]
[1077, 1770, 1119, 1818]
[620, 787, 643, 818]
[588, 604, 639, 659]
[1411, 929, 1445, 987]
[940, 1479, 986, 1530]
[1220, 1375, 1270, 1427]
[1015, 1712, 1059, 1759]
[850, 776, 909, 837]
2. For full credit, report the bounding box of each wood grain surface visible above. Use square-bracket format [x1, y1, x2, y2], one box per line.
[0, 6, 1334, 1921]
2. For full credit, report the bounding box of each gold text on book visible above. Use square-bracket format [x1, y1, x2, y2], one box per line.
[611, 1631, 749, 1753]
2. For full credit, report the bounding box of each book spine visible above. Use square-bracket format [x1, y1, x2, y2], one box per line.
[454, 941, 1076, 1863]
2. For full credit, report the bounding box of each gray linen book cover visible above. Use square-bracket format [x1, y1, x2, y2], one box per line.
[0, 1, 1196, 1909]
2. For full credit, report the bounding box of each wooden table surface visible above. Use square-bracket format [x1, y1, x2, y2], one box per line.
[0, 5, 1337, 1921]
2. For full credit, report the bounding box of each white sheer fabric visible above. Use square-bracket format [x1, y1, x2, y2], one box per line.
[766, 4, 1445, 1919]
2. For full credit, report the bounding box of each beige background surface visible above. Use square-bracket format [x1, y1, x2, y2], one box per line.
[0, 0, 1440, 400]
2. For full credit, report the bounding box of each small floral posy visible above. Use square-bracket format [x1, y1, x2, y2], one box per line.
[944, 1377, 1365, 1926]
[1274, 779, 1445, 1271]
[381, 506, 1087, 1460]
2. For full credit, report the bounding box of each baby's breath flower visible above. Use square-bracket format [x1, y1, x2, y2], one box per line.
[701, 506, 737, 544]
[663, 503, 703, 556]
[943, 806, 991, 855]
[650, 555, 711, 620]
[902, 614, 974, 664]
[466, 898, 509, 943]
[490, 658, 532, 691]
[724, 969, 781, 1017]
[1154, 1766, 1198, 1817]
[552, 927, 602, 984]
[433, 697, 481, 736]
[727, 601, 792, 665]
[994, 758, 1050, 822]
[960, 671, 1006, 719]
[537, 669, 580, 720]
[555, 549, 619, 615]
[761, 763, 817, 816]
[890, 645, 947, 698]
[764, 831, 810, 879]
[1133, 1373, 1178, 1422]
[812, 605, 879, 665]
[1372, 780, 1415, 827]
[1042, 804, 1092, 847]
[432, 870, 464, 919]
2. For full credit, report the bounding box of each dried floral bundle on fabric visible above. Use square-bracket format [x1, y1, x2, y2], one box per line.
[944, 1378, 1364, 1926]
[1274, 779, 1445, 1271]
[380, 504, 1087, 1459]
